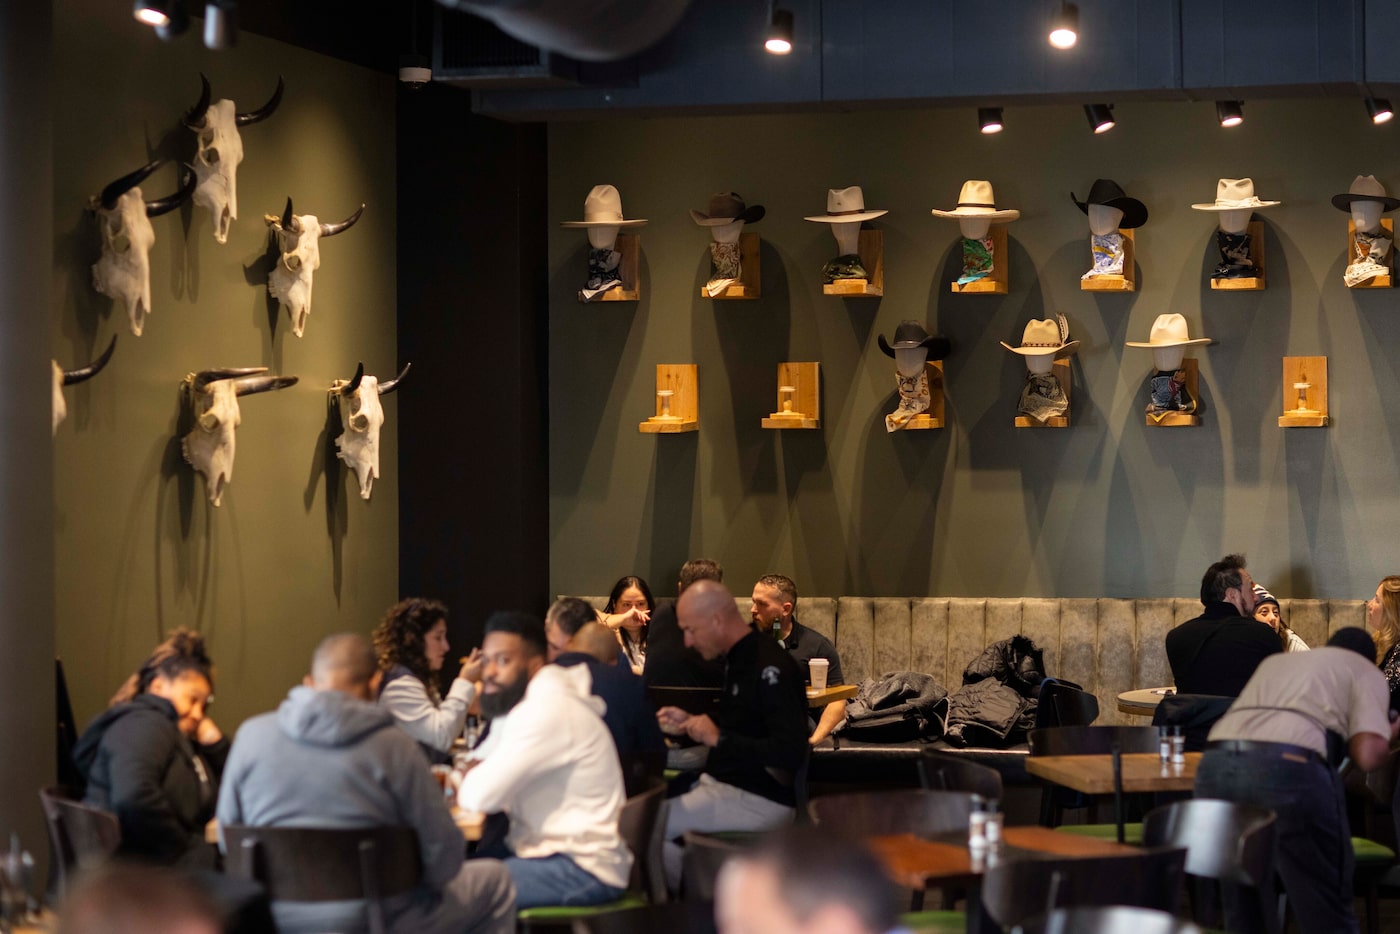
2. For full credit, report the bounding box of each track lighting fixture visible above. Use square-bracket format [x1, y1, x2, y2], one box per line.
[1049, 2, 1078, 50]
[1366, 95, 1394, 125]
[1216, 100, 1244, 128]
[1084, 103, 1115, 134]
[133, 0, 172, 27]
[765, 8, 793, 55]
[203, 0, 237, 49]
[154, 0, 189, 40]
[978, 108, 1004, 134]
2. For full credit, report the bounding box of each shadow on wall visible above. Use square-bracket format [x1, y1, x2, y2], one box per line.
[302, 396, 347, 605]
[641, 432, 698, 582]
[243, 229, 284, 376]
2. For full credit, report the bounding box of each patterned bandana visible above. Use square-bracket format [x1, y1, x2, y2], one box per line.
[957, 235, 994, 285]
[707, 240, 741, 296]
[885, 367, 930, 432]
[1212, 230, 1257, 279]
[1082, 231, 1125, 279]
[1344, 229, 1393, 287]
[1146, 368, 1196, 422]
[1018, 372, 1067, 422]
[821, 253, 868, 282]
[579, 247, 622, 301]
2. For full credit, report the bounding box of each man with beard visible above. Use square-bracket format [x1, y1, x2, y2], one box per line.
[457, 611, 632, 909]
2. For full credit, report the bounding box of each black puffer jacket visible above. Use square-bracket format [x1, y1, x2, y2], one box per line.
[836, 671, 949, 743]
[943, 636, 1048, 747]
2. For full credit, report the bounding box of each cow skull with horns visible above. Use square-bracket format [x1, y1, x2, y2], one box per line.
[330, 361, 410, 500]
[90, 159, 195, 337]
[52, 335, 117, 436]
[264, 197, 364, 338]
[183, 73, 284, 244]
[181, 368, 298, 507]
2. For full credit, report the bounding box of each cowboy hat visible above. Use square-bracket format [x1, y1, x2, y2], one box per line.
[1071, 178, 1149, 229]
[1191, 177, 1280, 212]
[878, 321, 951, 359]
[1000, 315, 1079, 359]
[559, 184, 648, 228]
[1330, 175, 1400, 212]
[931, 180, 1020, 222]
[804, 186, 887, 224]
[690, 192, 765, 226]
[1126, 313, 1213, 348]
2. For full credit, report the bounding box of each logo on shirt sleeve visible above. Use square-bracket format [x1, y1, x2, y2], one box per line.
[761, 665, 781, 686]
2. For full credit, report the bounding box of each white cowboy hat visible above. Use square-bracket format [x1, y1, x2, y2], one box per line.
[1331, 175, 1400, 212]
[804, 186, 888, 224]
[1126, 313, 1213, 348]
[1000, 316, 1079, 358]
[1190, 178, 1280, 211]
[931, 180, 1020, 222]
[560, 184, 648, 228]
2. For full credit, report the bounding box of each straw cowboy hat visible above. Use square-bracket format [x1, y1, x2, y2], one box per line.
[1331, 175, 1400, 212]
[690, 192, 765, 226]
[559, 184, 648, 228]
[1191, 177, 1280, 211]
[878, 321, 951, 359]
[803, 186, 887, 224]
[1126, 313, 1213, 348]
[1071, 178, 1149, 229]
[1000, 316, 1079, 359]
[930, 180, 1020, 222]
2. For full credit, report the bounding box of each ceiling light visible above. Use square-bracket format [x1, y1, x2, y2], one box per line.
[203, 0, 237, 49]
[1049, 2, 1078, 49]
[1366, 95, 1394, 125]
[765, 9, 793, 55]
[1084, 103, 1115, 134]
[1216, 100, 1244, 127]
[978, 108, 1004, 134]
[133, 0, 171, 27]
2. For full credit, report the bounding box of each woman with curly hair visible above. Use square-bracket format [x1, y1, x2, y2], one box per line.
[72, 628, 226, 867]
[1366, 576, 1400, 710]
[373, 597, 482, 762]
[599, 575, 654, 674]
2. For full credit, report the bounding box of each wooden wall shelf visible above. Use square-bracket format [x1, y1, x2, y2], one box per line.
[824, 229, 883, 297]
[1346, 218, 1394, 288]
[950, 225, 1008, 294]
[900, 361, 946, 429]
[1209, 220, 1265, 291]
[1145, 358, 1201, 427]
[762, 362, 821, 429]
[639, 364, 698, 433]
[1015, 358, 1071, 428]
[1278, 356, 1329, 427]
[579, 233, 640, 302]
[1080, 228, 1135, 292]
[701, 233, 761, 300]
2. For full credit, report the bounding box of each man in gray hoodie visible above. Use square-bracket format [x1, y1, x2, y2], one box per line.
[216, 633, 516, 934]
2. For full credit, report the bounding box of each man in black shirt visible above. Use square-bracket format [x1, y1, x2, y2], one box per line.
[655, 580, 808, 892]
[1165, 553, 1281, 696]
[751, 573, 847, 744]
[641, 558, 726, 689]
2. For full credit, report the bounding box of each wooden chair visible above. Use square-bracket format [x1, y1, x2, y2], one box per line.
[221, 825, 421, 934]
[679, 831, 749, 903]
[980, 846, 1188, 930]
[807, 789, 983, 838]
[917, 750, 1003, 802]
[37, 786, 121, 896]
[1035, 680, 1101, 730]
[1015, 905, 1203, 934]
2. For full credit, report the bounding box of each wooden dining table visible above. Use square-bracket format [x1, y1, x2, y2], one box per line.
[1025, 752, 1200, 794]
[805, 683, 857, 706]
[1117, 686, 1175, 716]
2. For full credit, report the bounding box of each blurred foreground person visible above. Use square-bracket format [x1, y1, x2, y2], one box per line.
[57, 863, 221, 934]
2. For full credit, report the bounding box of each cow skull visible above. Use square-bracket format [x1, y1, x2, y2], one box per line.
[330, 361, 410, 500]
[264, 197, 364, 338]
[90, 159, 195, 337]
[183, 73, 284, 244]
[181, 367, 298, 507]
[52, 335, 117, 436]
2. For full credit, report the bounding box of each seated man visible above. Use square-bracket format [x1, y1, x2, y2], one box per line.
[1165, 553, 1280, 696]
[655, 580, 809, 890]
[751, 573, 846, 744]
[215, 634, 515, 934]
[458, 611, 632, 909]
[643, 558, 727, 689]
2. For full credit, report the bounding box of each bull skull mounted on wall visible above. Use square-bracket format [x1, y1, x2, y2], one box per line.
[89, 159, 195, 337]
[329, 361, 410, 500]
[181, 367, 298, 507]
[264, 197, 364, 338]
[183, 73, 284, 244]
[52, 335, 117, 436]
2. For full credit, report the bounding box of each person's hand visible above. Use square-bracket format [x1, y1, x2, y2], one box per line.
[656, 706, 689, 736]
[459, 647, 484, 683]
[618, 607, 649, 636]
[683, 714, 720, 747]
[196, 717, 223, 746]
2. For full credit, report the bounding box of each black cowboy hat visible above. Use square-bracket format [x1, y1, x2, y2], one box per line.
[1071, 178, 1149, 229]
[878, 321, 951, 360]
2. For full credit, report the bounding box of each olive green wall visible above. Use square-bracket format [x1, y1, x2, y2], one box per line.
[548, 100, 1400, 602]
[53, 0, 398, 733]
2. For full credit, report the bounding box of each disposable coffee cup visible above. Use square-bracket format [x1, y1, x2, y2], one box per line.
[809, 658, 829, 691]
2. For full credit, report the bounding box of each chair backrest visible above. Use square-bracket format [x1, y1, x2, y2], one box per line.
[1027, 725, 1160, 757]
[681, 832, 750, 903]
[570, 900, 718, 934]
[917, 750, 1003, 802]
[1151, 695, 1235, 753]
[222, 825, 422, 902]
[1015, 905, 1203, 934]
[618, 779, 667, 894]
[981, 847, 1187, 929]
[807, 789, 982, 838]
[38, 786, 120, 894]
[1036, 681, 1101, 729]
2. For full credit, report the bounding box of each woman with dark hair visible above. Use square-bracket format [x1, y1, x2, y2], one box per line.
[599, 575, 654, 674]
[72, 628, 227, 867]
[372, 597, 482, 762]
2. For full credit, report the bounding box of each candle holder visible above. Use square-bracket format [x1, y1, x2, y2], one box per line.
[762, 363, 821, 429]
[639, 364, 698, 433]
[1279, 356, 1329, 427]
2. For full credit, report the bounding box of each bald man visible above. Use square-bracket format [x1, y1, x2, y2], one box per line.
[216, 634, 516, 934]
[656, 581, 808, 891]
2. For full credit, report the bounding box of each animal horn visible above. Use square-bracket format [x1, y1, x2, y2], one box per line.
[99, 159, 164, 211]
[232, 374, 298, 397]
[62, 335, 117, 386]
[280, 196, 294, 230]
[236, 75, 284, 126]
[341, 362, 364, 396]
[192, 366, 268, 393]
[182, 73, 212, 129]
[377, 362, 412, 395]
[145, 164, 196, 217]
[320, 204, 364, 238]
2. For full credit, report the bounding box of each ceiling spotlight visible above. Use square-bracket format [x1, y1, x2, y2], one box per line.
[1366, 95, 1394, 125]
[978, 108, 1004, 134]
[1084, 103, 1115, 134]
[203, 0, 237, 49]
[133, 0, 172, 27]
[1216, 100, 1244, 127]
[765, 8, 793, 55]
[1049, 2, 1078, 49]
[154, 0, 189, 39]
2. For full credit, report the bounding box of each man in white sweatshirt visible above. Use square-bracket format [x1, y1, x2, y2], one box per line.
[458, 611, 632, 908]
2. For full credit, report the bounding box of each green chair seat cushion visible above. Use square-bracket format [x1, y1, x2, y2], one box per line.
[899, 909, 967, 933]
[1054, 823, 1144, 846]
[1352, 837, 1396, 864]
[517, 892, 649, 920]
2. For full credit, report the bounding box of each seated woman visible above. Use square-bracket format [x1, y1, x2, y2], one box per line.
[72, 629, 226, 868]
[1252, 587, 1309, 652]
[372, 597, 481, 763]
[598, 575, 654, 674]
[1367, 576, 1400, 709]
